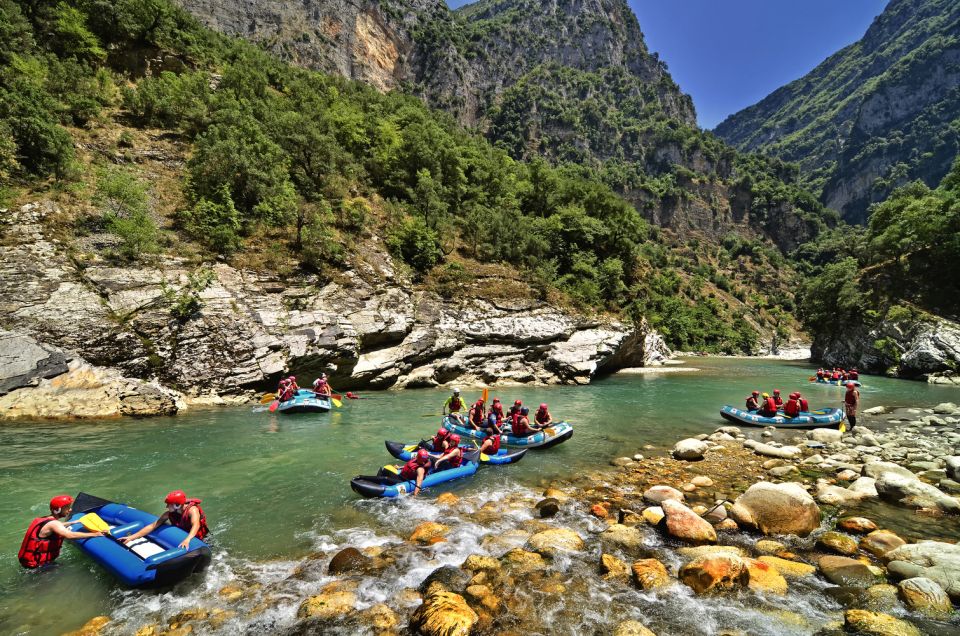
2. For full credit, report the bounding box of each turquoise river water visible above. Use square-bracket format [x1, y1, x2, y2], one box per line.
[1, 358, 958, 634]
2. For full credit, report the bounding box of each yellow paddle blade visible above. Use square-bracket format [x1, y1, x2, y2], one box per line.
[404, 445, 418, 452]
[480, 453, 490, 462]
[76, 513, 110, 534]
[383, 464, 400, 475]
[839, 421, 847, 433]
[331, 398, 343, 408]
[260, 393, 276, 404]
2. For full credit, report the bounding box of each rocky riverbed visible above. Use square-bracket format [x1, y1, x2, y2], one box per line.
[59, 403, 960, 636]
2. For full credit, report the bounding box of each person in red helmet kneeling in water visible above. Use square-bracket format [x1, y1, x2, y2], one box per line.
[434, 433, 464, 471]
[18, 495, 103, 569]
[120, 491, 209, 549]
[400, 449, 432, 496]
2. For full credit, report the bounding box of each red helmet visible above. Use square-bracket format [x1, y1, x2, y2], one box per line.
[165, 490, 187, 505]
[436, 428, 449, 438]
[514, 400, 522, 406]
[49, 495, 73, 512]
[773, 389, 781, 394]
[846, 382, 856, 389]
[416, 449, 431, 463]
[493, 398, 500, 403]
[475, 399, 484, 406]
[789, 392, 799, 399]
[539, 403, 548, 410]
[448, 434, 461, 446]
[751, 391, 759, 396]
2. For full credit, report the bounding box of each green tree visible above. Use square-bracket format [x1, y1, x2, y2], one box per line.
[95, 166, 159, 259]
[179, 185, 242, 255]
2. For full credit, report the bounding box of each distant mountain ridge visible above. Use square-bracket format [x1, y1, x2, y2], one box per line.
[715, 0, 960, 224]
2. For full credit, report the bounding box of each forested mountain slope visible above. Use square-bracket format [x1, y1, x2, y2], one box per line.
[715, 0, 960, 224]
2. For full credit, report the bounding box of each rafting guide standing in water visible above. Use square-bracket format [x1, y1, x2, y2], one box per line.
[845, 382, 861, 430]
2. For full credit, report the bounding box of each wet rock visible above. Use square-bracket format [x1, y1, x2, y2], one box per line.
[838, 517, 877, 534]
[500, 548, 546, 574]
[729, 482, 821, 537]
[661, 499, 716, 545]
[409, 522, 450, 544]
[328, 547, 371, 575]
[418, 565, 471, 595]
[612, 620, 656, 636]
[754, 540, 786, 555]
[642, 485, 684, 505]
[859, 530, 906, 559]
[632, 558, 670, 590]
[897, 577, 952, 616]
[843, 610, 921, 636]
[677, 545, 746, 558]
[863, 406, 887, 415]
[360, 603, 399, 633]
[745, 558, 788, 595]
[63, 616, 110, 636]
[218, 584, 244, 602]
[940, 478, 960, 494]
[133, 626, 158, 636]
[611, 457, 636, 467]
[875, 472, 960, 513]
[464, 584, 500, 612]
[542, 487, 570, 502]
[642, 506, 665, 525]
[599, 553, 631, 583]
[436, 493, 459, 506]
[864, 584, 900, 611]
[462, 554, 500, 573]
[600, 523, 645, 554]
[863, 461, 916, 480]
[297, 591, 356, 620]
[679, 554, 749, 594]
[946, 456, 960, 481]
[410, 591, 478, 636]
[527, 527, 585, 557]
[673, 438, 708, 461]
[590, 503, 609, 518]
[933, 402, 958, 415]
[819, 556, 883, 587]
[691, 476, 714, 487]
[836, 469, 859, 481]
[714, 518, 739, 531]
[756, 556, 816, 579]
[817, 531, 859, 556]
[849, 477, 879, 498]
[535, 497, 560, 518]
[885, 541, 960, 600]
[816, 482, 865, 506]
[702, 502, 727, 524]
[807, 428, 843, 444]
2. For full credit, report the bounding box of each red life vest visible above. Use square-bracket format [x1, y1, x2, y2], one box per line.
[784, 399, 800, 418]
[513, 415, 530, 436]
[169, 500, 209, 540]
[445, 448, 463, 468]
[773, 396, 784, 407]
[535, 409, 550, 425]
[18, 516, 63, 569]
[850, 371, 859, 380]
[491, 404, 504, 423]
[799, 398, 809, 411]
[844, 390, 859, 406]
[430, 435, 448, 452]
[448, 396, 463, 411]
[745, 397, 760, 411]
[400, 458, 427, 480]
[470, 403, 484, 426]
[482, 431, 501, 453]
[762, 397, 777, 414]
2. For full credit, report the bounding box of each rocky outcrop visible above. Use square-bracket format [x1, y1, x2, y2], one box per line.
[812, 312, 960, 384]
[0, 202, 666, 417]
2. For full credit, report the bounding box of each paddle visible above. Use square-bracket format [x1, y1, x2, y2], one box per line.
[260, 393, 276, 404]
[331, 397, 343, 408]
[73, 513, 141, 553]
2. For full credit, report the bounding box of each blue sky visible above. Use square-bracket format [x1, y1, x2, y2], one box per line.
[445, 1, 888, 129]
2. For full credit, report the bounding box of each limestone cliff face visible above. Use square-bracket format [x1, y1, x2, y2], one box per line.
[716, 0, 960, 224]
[0, 201, 666, 418]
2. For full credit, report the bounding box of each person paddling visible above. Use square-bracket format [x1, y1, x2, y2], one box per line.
[120, 491, 209, 549]
[400, 449, 432, 496]
[478, 413, 503, 455]
[312, 373, 332, 397]
[434, 434, 464, 470]
[443, 388, 466, 425]
[426, 428, 453, 453]
[844, 382, 861, 430]
[18, 495, 103, 569]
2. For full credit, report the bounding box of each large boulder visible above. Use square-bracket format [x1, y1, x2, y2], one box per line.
[897, 577, 952, 616]
[742, 440, 802, 459]
[874, 472, 960, 513]
[807, 428, 843, 444]
[632, 558, 670, 590]
[885, 541, 960, 600]
[642, 485, 684, 505]
[600, 524, 646, 555]
[843, 610, 920, 636]
[0, 330, 69, 395]
[410, 591, 478, 636]
[526, 528, 585, 557]
[678, 555, 749, 594]
[327, 547, 371, 575]
[729, 482, 821, 537]
[819, 556, 883, 587]
[859, 530, 906, 559]
[660, 500, 716, 544]
[672, 438, 708, 461]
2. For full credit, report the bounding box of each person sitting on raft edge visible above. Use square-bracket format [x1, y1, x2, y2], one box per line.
[467, 398, 485, 430]
[489, 398, 505, 425]
[426, 427, 453, 453]
[745, 391, 760, 412]
[758, 393, 778, 417]
[511, 406, 541, 436]
[784, 392, 801, 418]
[772, 389, 784, 408]
[120, 490, 209, 549]
[18, 495, 103, 569]
[443, 387, 466, 425]
[312, 373, 332, 397]
[400, 449, 432, 496]
[479, 412, 502, 455]
[535, 403, 553, 428]
[434, 433, 464, 471]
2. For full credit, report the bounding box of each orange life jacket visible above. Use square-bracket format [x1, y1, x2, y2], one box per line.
[18, 516, 63, 569]
[169, 500, 209, 540]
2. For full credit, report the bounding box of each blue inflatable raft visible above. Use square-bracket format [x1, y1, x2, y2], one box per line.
[277, 389, 332, 414]
[441, 416, 573, 449]
[350, 450, 481, 498]
[811, 379, 862, 388]
[720, 405, 845, 429]
[384, 440, 527, 465]
[67, 493, 211, 588]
